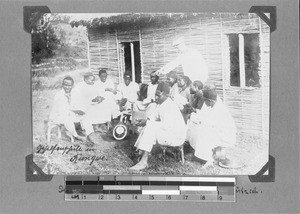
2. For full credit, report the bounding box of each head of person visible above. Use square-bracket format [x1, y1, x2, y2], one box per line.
[98, 69, 108, 83]
[166, 71, 178, 87]
[190, 80, 203, 94]
[202, 83, 217, 107]
[173, 37, 186, 53]
[83, 72, 95, 85]
[62, 76, 74, 94]
[123, 72, 132, 86]
[150, 71, 159, 84]
[155, 82, 170, 105]
[178, 75, 192, 88]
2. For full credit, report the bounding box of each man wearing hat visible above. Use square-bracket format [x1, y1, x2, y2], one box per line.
[155, 37, 208, 83]
[129, 82, 186, 171]
[186, 83, 236, 168]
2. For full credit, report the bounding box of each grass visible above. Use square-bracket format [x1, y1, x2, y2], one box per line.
[32, 68, 268, 176]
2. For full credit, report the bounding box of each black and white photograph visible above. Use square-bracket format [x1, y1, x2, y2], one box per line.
[32, 12, 270, 175]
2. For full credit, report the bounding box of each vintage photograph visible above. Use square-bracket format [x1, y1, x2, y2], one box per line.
[32, 13, 270, 175]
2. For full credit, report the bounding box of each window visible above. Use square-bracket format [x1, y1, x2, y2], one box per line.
[228, 33, 260, 87]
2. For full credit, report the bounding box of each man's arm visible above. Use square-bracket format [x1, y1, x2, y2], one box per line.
[155, 55, 181, 75]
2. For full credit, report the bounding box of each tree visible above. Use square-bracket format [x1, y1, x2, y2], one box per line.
[31, 14, 60, 64]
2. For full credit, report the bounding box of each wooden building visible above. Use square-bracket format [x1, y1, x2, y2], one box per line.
[72, 13, 270, 143]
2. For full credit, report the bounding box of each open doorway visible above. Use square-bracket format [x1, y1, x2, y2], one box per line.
[122, 41, 142, 83]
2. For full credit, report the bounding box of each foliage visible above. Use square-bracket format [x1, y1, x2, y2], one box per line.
[31, 14, 60, 64]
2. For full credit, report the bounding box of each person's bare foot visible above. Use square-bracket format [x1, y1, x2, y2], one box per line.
[202, 160, 214, 169]
[75, 135, 86, 142]
[129, 161, 148, 171]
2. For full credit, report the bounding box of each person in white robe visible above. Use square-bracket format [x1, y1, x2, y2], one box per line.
[155, 37, 208, 83]
[49, 76, 85, 141]
[72, 72, 111, 141]
[129, 82, 186, 171]
[186, 83, 237, 167]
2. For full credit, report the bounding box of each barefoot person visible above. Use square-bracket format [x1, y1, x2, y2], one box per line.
[129, 82, 186, 171]
[186, 83, 237, 167]
[49, 76, 86, 142]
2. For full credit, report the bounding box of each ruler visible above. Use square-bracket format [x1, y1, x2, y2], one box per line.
[65, 176, 235, 202]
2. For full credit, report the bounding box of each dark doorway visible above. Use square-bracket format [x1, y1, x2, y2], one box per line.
[123, 41, 141, 83]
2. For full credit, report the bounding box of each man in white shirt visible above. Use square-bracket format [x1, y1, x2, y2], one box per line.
[49, 76, 85, 141]
[116, 73, 140, 111]
[129, 82, 186, 171]
[186, 83, 237, 168]
[94, 69, 119, 119]
[155, 37, 208, 83]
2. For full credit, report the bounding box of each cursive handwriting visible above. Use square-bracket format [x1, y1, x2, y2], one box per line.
[70, 154, 106, 165]
[36, 144, 82, 155]
[236, 186, 262, 194]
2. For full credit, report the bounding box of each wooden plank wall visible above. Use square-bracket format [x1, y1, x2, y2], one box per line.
[87, 14, 270, 139]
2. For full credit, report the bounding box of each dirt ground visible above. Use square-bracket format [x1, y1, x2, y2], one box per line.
[32, 68, 269, 176]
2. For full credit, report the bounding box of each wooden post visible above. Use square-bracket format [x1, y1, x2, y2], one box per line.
[86, 29, 91, 72]
[115, 29, 121, 84]
[238, 34, 245, 87]
[130, 42, 136, 82]
[139, 26, 144, 83]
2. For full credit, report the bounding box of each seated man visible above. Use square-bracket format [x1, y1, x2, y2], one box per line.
[178, 75, 192, 104]
[94, 69, 119, 119]
[72, 72, 112, 144]
[49, 76, 85, 141]
[166, 71, 188, 111]
[186, 83, 237, 167]
[182, 80, 205, 116]
[129, 82, 187, 171]
[116, 72, 140, 111]
[134, 71, 159, 116]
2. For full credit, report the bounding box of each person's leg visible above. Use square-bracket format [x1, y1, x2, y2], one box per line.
[129, 121, 161, 171]
[63, 118, 86, 141]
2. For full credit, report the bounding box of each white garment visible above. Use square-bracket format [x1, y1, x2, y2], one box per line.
[169, 83, 188, 110]
[94, 79, 119, 118]
[160, 47, 208, 83]
[49, 89, 78, 137]
[186, 97, 236, 161]
[94, 79, 115, 96]
[116, 81, 139, 109]
[72, 81, 112, 135]
[142, 83, 158, 105]
[134, 98, 186, 152]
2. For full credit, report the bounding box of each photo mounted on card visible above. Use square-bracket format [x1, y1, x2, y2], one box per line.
[32, 13, 270, 175]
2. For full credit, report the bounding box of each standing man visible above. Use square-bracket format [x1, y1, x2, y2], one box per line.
[186, 83, 236, 168]
[129, 82, 186, 171]
[155, 37, 208, 83]
[49, 76, 85, 142]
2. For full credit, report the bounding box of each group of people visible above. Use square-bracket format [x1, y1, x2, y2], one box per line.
[49, 37, 237, 170]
